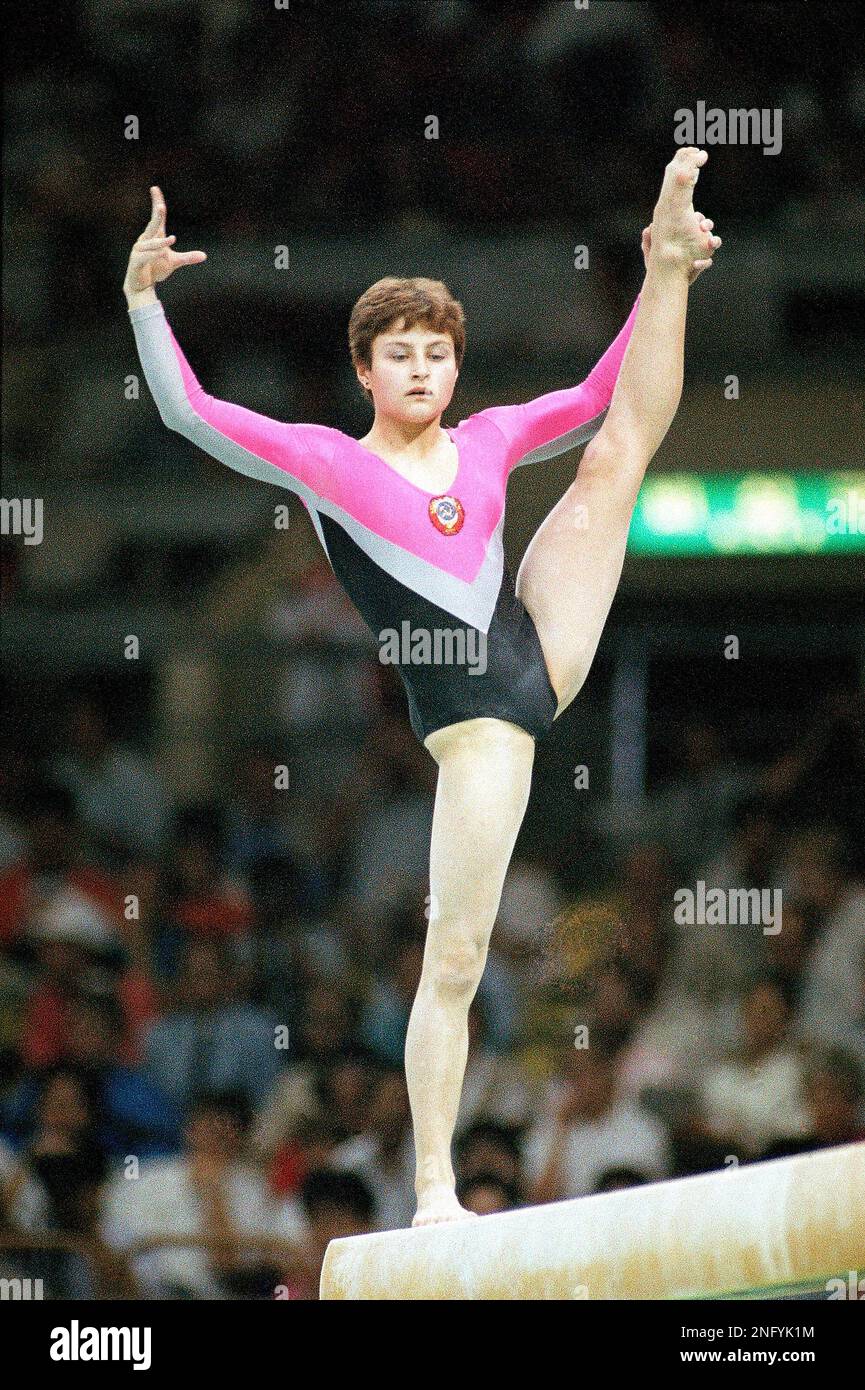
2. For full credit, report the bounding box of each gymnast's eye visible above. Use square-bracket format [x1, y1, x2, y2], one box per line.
[390, 351, 447, 360]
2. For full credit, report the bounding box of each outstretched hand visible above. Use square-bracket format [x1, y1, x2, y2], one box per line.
[124, 185, 207, 295]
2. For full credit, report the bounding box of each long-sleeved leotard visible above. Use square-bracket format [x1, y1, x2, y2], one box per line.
[129, 293, 639, 743]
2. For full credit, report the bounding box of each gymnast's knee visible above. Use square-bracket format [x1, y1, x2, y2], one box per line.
[422, 932, 488, 1000]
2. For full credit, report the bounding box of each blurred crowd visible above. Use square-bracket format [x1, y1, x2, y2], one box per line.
[1, 682, 863, 1298]
[6, 1, 865, 473]
[9, 1, 864, 248]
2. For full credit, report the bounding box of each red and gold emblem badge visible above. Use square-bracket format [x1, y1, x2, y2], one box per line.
[428, 494, 465, 535]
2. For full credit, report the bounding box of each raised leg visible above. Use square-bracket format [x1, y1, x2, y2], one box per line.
[516, 147, 721, 717]
[406, 716, 536, 1225]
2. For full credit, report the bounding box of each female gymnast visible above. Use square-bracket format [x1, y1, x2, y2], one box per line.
[124, 147, 721, 1226]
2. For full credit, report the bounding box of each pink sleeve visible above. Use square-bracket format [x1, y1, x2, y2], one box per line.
[129, 300, 339, 496]
[473, 294, 641, 470]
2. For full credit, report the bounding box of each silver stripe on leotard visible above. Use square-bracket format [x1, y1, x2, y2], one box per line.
[509, 408, 608, 468]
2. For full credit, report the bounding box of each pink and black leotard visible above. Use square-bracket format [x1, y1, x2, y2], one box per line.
[128, 295, 639, 744]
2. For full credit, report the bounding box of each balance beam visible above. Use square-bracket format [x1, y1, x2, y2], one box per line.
[320, 1141, 865, 1299]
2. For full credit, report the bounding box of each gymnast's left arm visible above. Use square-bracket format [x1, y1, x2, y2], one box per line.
[474, 291, 642, 471]
[484, 213, 719, 471]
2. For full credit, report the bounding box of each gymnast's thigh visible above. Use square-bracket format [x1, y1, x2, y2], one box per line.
[422, 717, 536, 928]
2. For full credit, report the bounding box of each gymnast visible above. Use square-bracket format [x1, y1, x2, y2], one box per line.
[124, 147, 721, 1226]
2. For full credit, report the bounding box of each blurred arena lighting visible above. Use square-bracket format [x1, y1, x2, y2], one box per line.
[630, 471, 865, 554]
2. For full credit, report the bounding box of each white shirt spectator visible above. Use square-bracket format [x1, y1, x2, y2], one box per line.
[613, 985, 733, 1101]
[100, 1158, 308, 1299]
[523, 1085, 671, 1198]
[456, 1047, 537, 1132]
[52, 741, 171, 858]
[698, 1047, 810, 1154]
[795, 886, 865, 1048]
[328, 1131, 415, 1232]
[0, 1137, 49, 1231]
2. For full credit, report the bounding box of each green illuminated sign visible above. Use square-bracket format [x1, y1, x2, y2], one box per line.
[628, 472, 865, 555]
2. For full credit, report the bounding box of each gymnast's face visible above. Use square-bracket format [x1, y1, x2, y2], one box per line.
[359, 318, 458, 423]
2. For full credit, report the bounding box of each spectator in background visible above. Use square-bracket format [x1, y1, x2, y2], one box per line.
[666, 796, 785, 999]
[547, 842, 676, 1003]
[0, 1131, 55, 1297]
[144, 938, 284, 1115]
[457, 1171, 522, 1216]
[358, 922, 424, 1066]
[591, 1165, 652, 1194]
[790, 827, 865, 1049]
[0, 781, 121, 955]
[662, 1087, 743, 1177]
[243, 853, 327, 1017]
[577, 958, 706, 1104]
[157, 803, 254, 949]
[698, 973, 810, 1158]
[51, 692, 171, 868]
[340, 719, 436, 947]
[455, 994, 535, 1132]
[4, 1068, 108, 1237]
[266, 1117, 341, 1202]
[261, 1053, 375, 1200]
[759, 1048, 865, 1159]
[251, 982, 360, 1162]
[700, 792, 783, 900]
[294, 1168, 376, 1299]
[320, 1050, 374, 1138]
[761, 691, 865, 853]
[327, 1063, 415, 1231]
[648, 717, 755, 873]
[609, 959, 730, 1104]
[3, 995, 181, 1164]
[454, 1119, 525, 1197]
[222, 745, 296, 880]
[0, 1131, 49, 1233]
[762, 896, 821, 1007]
[613, 842, 678, 994]
[524, 1043, 671, 1203]
[100, 1090, 310, 1300]
[17, 890, 117, 1071]
[18, 888, 157, 1069]
[473, 850, 558, 1051]
[492, 851, 565, 993]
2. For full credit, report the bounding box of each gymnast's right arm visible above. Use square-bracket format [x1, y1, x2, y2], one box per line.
[123, 186, 337, 495]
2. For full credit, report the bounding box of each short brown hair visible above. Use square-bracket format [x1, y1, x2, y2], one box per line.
[348, 276, 466, 404]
